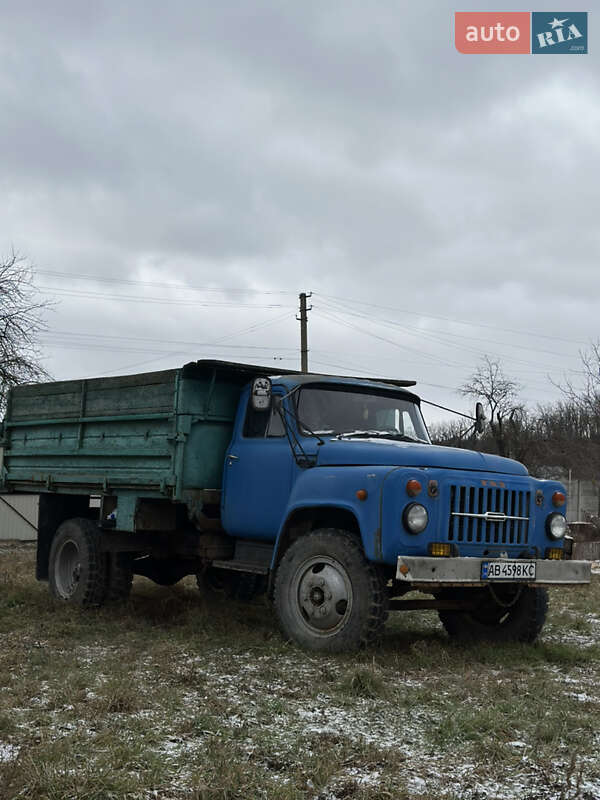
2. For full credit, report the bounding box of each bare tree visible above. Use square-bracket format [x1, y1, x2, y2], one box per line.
[0, 253, 51, 410]
[542, 343, 600, 477]
[557, 339, 600, 415]
[429, 418, 466, 448]
[460, 356, 523, 458]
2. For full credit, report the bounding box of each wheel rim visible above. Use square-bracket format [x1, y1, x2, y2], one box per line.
[54, 539, 82, 598]
[290, 555, 353, 637]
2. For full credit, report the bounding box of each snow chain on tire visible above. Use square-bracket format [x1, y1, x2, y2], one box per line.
[438, 585, 548, 644]
[49, 517, 107, 607]
[273, 528, 388, 653]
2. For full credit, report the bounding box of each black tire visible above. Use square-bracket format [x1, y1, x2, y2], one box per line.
[438, 585, 548, 644]
[105, 553, 133, 604]
[273, 529, 388, 653]
[48, 517, 107, 607]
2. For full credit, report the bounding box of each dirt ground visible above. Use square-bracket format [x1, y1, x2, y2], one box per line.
[0, 543, 598, 800]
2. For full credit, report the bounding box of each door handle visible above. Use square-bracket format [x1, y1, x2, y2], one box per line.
[227, 454, 239, 462]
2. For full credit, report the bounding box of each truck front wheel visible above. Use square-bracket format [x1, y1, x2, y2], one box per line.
[49, 518, 107, 606]
[273, 529, 388, 653]
[438, 585, 548, 644]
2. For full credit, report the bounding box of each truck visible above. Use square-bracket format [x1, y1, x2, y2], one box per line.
[0, 359, 591, 652]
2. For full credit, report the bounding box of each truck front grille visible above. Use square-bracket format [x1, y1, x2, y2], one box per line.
[448, 485, 531, 546]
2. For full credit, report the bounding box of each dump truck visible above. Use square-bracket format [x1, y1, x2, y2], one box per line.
[0, 360, 591, 652]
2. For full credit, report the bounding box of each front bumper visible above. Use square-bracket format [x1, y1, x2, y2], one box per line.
[396, 556, 591, 587]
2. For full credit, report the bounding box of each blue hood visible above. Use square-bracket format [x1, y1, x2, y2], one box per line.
[315, 438, 528, 476]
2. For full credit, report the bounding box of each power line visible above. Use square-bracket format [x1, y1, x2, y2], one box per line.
[46, 312, 296, 351]
[314, 308, 469, 368]
[33, 268, 588, 345]
[38, 285, 289, 309]
[35, 269, 587, 347]
[312, 309, 563, 393]
[45, 310, 292, 350]
[45, 339, 298, 354]
[314, 301, 581, 376]
[317, 297, 576, 362]
[315, 291, 588, 346]
[80, 352, 187, 378]
[36, 269, 296, 295]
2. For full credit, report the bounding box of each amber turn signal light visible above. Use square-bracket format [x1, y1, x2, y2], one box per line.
[546, 547, 563, 560]
[406, 479, 422, 497]
[356, 489, 368, 501]
[552, 491, 566, 507]
[429, 542, 451, 557]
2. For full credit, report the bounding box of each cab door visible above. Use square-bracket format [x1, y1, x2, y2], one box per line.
[221, 392, 293, 541]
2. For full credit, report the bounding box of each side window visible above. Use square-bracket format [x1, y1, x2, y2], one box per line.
[243, 401, 285, 438]
[243, 406, 269, 438]
[266, 405, 285, 437]
[401, 411, 417, 438]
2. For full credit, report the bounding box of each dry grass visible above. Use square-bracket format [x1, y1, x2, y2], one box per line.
[0, 544, 598, 799]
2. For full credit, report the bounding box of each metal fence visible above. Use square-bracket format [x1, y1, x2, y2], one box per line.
[564, 479, 599, 523]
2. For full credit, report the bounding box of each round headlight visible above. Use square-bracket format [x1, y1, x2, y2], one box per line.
[546, 513, 567, 540]
[403, 503, 428, 534]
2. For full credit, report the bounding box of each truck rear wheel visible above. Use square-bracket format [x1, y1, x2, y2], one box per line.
[273, 529, 388, 653]
[438, 585, 548, 644]
[49, 518, 107, 607]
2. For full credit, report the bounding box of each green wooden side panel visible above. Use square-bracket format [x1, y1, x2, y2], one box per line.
[0, 360, 279, 498]
[8, 370, 176, 420]
[2, 370, 178, 495]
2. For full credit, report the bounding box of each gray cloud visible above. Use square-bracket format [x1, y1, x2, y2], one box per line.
[0, 0, 598, 421]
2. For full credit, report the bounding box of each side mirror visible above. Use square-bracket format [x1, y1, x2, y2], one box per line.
[251, 377, 272, 412]
[475, 402, 486, 434]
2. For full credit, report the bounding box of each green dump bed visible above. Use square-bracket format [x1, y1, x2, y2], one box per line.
[0, 360, 284, 499]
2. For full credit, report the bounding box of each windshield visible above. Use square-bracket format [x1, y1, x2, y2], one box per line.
[296, 386, 430, 443]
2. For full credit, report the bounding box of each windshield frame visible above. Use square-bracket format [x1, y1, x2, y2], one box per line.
[294, 383, 431, 444]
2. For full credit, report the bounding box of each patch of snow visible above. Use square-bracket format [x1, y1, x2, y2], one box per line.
[0, 743, 19, 762]
[408, 775, 427, 792]
[569, 692, 596, 703]
[543, 629, 599, 648]
[345, 767, 381, 787]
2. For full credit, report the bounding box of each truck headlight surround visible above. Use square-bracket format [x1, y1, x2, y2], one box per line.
[403, 503, 428, 534]
[546, 512, 567, 540]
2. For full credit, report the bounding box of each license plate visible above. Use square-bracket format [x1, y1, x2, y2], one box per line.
[481, 560, 536, 581]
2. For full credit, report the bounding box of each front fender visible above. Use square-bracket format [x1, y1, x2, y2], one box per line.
[273, 465, 395, 564]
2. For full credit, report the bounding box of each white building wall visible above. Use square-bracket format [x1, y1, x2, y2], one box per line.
[0, 495, 38, 540]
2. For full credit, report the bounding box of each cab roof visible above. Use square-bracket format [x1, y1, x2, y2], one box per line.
[271, 373, 420, 404]
[180, 359, 419, 402]
[181, 359, 416, 390]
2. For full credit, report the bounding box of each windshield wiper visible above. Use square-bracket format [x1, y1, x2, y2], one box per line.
[335, 429, 429, 444]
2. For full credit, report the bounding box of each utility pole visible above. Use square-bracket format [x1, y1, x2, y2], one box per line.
[297, 292, 312, 373]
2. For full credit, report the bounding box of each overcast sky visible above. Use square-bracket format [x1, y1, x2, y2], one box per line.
[1, 0, 598, 424]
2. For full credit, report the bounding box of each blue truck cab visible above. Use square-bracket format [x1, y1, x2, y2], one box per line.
[0, 361, 590, 652]
[218, 371, 589, 650]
